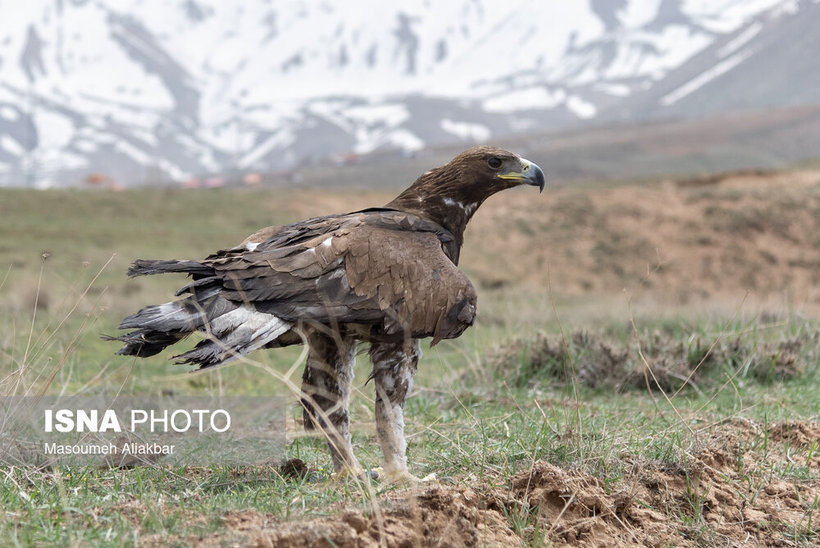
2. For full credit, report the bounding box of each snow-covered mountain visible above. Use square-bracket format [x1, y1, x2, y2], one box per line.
[1, 0, 817, 187]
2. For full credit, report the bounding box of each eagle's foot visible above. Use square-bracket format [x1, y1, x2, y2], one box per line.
[384, 469, 420, 486]
[330, 466, 367, 483]
[375, 468, 437, 486]
[330, 466, 381, 484]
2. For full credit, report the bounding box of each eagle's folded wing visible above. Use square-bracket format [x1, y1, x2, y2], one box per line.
[178, 209, 475, 342]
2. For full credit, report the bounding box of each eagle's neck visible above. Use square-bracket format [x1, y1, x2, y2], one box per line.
[385, 166, 489, 254]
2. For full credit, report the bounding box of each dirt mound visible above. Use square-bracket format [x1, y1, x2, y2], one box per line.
[505, 461, 666, 546]
[502, 419, 820, 547]
[187, 420, 818, 547]
[195, 485, 519, 547]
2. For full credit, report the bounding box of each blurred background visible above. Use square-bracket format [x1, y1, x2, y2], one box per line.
[0, 0, 818, 395]
[2, 0, 820, 189]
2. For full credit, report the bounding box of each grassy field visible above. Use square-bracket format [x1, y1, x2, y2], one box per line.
[0, 170, 819, 546]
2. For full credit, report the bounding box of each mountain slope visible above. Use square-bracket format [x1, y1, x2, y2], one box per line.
[0, 0, 814, 187]
[609, 0, 820, 120]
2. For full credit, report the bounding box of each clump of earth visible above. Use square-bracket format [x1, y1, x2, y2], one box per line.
[165, 419, 819, 548]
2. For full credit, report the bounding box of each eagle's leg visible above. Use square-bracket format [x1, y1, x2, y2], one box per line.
[300, 329, 360, 475]
[369, 338, 421, 480]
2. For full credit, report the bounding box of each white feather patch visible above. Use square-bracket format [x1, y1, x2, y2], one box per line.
[442, 197, 478, 216]
[250, 316, 291, 342]
[209, 306, 291, 344]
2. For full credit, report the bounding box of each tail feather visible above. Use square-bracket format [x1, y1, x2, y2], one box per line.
[119, 300, 203, 332]
[111, 258, 294, 368]
[110, 297, 293, 369]
[128, 259, 213, 278]
[173, 314, 292, 369]
[103, 330, 187, 358]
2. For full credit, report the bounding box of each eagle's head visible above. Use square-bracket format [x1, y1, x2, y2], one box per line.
[386, 146, 545, 247]
[447, 145, 545, 194]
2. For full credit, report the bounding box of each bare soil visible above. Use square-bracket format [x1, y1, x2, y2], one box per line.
[169, 419, 818, 547]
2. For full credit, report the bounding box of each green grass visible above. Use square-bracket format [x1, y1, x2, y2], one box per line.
[3, 316, 816, 544]
[2, 351, 818, 544]
[1, 186, 819, 546]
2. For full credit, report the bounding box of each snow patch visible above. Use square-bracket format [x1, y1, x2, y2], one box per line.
[617, 0, 662, 29]
[602, 26, 713, 82]
[154, 159, 190, 182]
[483, 87, 566, 113]
[682, 0, 785, 33]
[114, 139, 152, 164]
[660, 49, 753, 106]
[308, 100, 355, 133]
[0, 106, 20, 121]
[717, 22, 762, 58]
[594, 83, 631, 97]
[440, 119, 490, 142]
[387, 129, 424, 152]
[73, 140, 99, 153]
[238, 129, 296, 169]
[33, 110, 75, 150]
[353, 128, 423, 154]
[566, 95, 597, 119]
[344, 103, 409, 127]
[770, 0, 799, 16]
[387, 130, 424, 152]
[0, 136, 25, 156]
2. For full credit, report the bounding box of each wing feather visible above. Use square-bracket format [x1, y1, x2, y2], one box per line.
[175, 209, 474, 341]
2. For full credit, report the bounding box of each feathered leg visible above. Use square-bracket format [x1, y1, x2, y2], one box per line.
[300, 329, 360, 475]
[369, 338, 421, 481]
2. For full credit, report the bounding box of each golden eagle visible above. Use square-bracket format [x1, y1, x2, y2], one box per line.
[110, 146, 544, 481]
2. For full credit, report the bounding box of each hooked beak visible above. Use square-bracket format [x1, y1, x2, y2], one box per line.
[521, 158, 545, 193]
[497, 157, 546, 192]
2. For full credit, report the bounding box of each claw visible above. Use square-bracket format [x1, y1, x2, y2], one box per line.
[331, 466, 367, 483]
[332, 466, 437, 485]
[384, 470, 421, 485]
[378, 469, 437, 486]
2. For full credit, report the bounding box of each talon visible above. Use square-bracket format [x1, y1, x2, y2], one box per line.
[382, 469, 426, 486]
[331, 466, 366, 483]
[420, 472, 438, 482]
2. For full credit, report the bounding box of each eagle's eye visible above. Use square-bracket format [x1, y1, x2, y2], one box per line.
[487, 157, 503, 170]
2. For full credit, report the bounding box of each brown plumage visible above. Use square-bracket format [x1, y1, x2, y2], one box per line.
[109, 145, 544, 480]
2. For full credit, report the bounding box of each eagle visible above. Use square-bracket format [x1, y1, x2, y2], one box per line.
[110, 146, 544, 482]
